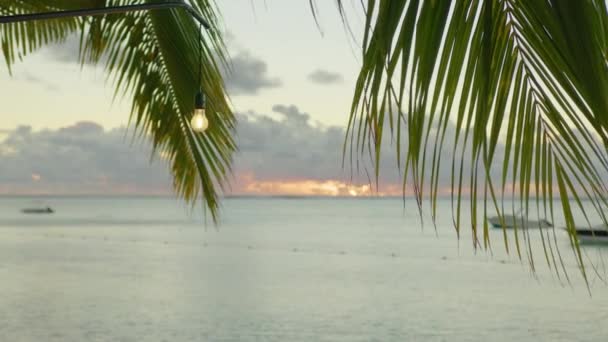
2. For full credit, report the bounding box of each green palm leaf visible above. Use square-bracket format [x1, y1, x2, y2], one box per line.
[334, 0, 608, 281]
[0, 0, 235, 222]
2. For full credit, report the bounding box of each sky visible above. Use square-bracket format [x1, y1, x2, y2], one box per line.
[0, 1, 471, 197]
[3, 1, 598, 198]
[0, 0, 382, 197]
[0, 0, 363, 130]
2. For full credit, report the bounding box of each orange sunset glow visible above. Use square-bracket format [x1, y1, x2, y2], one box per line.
[231, 172, 407, 197]
[242, 179, 373, 197]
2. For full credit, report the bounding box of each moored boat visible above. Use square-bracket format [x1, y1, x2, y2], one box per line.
[21, 207, 54, 214]
[575, 226, 608, 244]
[488, 214, 553, 229]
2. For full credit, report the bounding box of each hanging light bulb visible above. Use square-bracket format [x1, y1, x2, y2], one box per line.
[191, 90, 208, 132]
[191, 22, 209, 133]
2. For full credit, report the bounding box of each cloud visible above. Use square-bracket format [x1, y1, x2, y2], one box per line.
[223, 30, 237, 46]
[40, 33, 280, 96]
[0, 107, 396, 196]
[42, 34, 83, 64]
[234, 105, 347, 183]
[271, 104, 311, 125]
[308, 69, 344, 85]
[14, 70, 60, 92]
[223, 51, 282, 95]
[0, 122, 172, 195]
[3, 106, 561, 197]
[232, 105, 489, 195]
[231, 104, 505, 196]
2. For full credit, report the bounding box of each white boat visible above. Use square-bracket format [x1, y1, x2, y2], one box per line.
[488, 213, 552, 229]
[575, 225, 608, 244]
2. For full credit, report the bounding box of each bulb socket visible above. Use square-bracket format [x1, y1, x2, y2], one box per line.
[195, 90, 206, 109]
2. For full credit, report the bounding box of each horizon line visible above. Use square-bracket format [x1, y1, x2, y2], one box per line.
[0, 193, 595, 201]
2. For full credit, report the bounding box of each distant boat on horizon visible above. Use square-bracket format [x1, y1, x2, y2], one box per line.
[21, 207, 54, 214]
[488, 212, 553, 229]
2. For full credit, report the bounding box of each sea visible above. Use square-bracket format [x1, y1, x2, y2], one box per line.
[0, 196, 607, 341]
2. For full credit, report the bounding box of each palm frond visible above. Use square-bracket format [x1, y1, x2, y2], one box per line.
[0, 0, 235, 222]
[0, 0, 91, 71]
[337, 0, 608, 281]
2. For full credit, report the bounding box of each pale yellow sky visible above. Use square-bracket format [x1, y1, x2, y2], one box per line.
[1, 56, 130, 130]
[0, 0, 364, 131]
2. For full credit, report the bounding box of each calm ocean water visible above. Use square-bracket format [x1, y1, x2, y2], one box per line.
[0, 196, 607, 341]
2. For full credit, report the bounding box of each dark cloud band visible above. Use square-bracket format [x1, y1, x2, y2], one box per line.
[0, 106, 516, 196]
